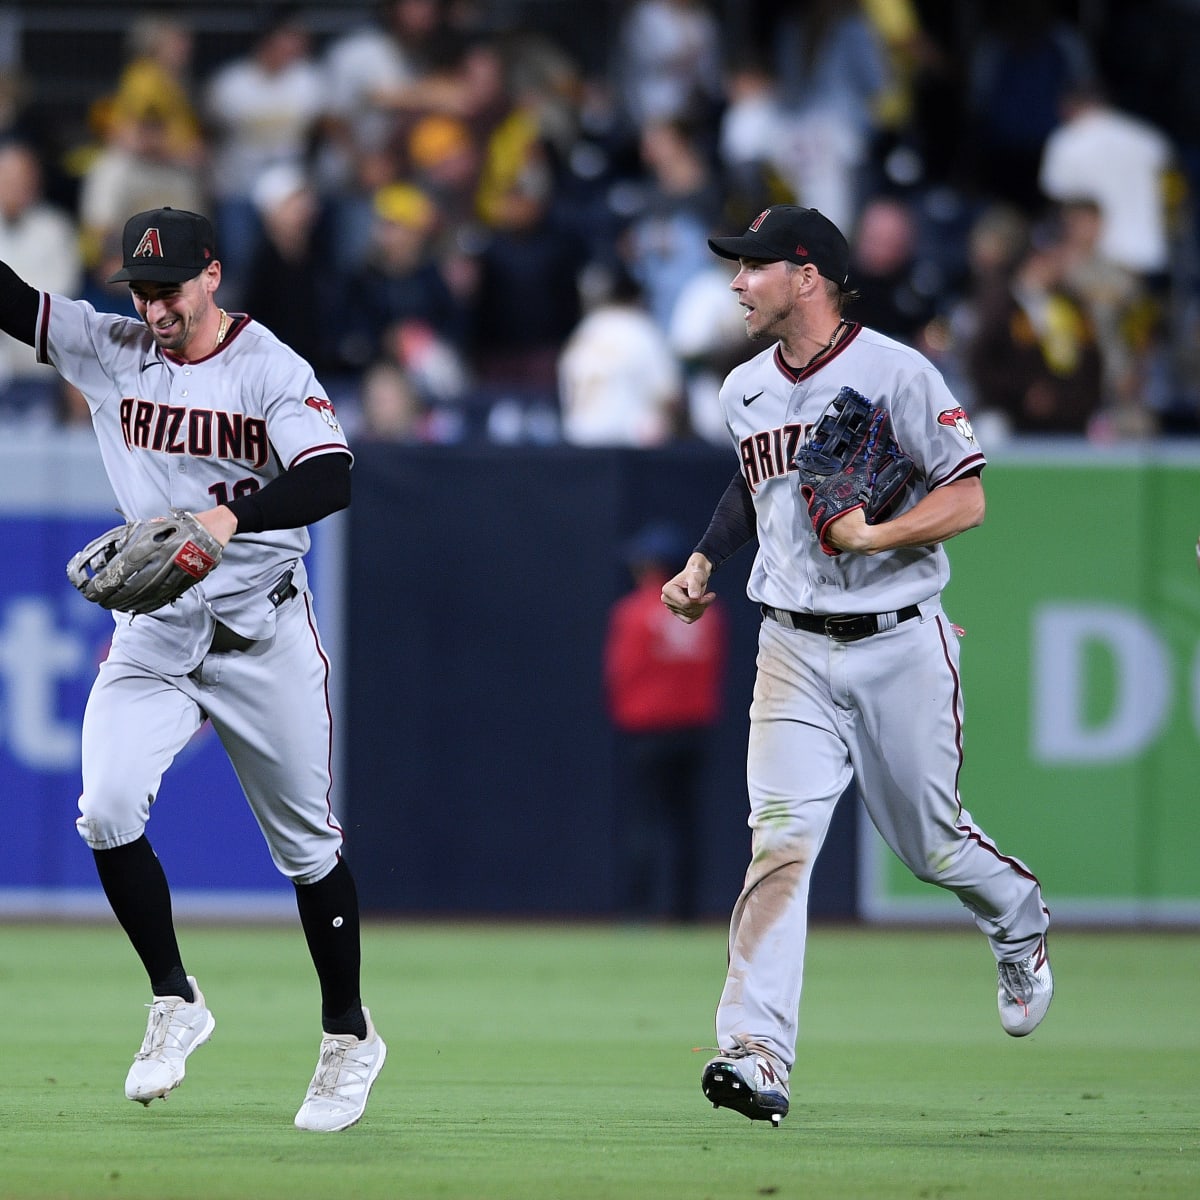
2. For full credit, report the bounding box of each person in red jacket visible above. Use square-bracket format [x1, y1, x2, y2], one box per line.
[604, 521, 728, 921]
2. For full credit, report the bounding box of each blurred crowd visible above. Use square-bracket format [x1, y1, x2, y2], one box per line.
[2, 0, 1199, 446]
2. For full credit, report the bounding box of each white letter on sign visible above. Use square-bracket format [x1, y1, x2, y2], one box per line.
[1032, 603, 1170, 763]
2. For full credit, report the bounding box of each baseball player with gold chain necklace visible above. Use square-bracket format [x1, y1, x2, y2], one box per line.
[0, 207, 384, 1131]
[661, 206, 1052, 1127]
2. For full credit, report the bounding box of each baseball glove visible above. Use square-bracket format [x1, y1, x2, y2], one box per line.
[793, 386, 915, 556]
[66, 509, 223, 615]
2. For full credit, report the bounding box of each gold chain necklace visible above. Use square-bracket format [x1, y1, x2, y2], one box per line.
[215, 308, 230, 348]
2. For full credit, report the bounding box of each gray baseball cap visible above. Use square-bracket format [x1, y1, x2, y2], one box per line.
[108, 207, 218, 283]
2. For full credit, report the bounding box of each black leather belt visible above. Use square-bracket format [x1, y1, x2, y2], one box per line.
[208, 623, 256, 654]
[761, 603, 921, 642]
[208, 571, 298, 654]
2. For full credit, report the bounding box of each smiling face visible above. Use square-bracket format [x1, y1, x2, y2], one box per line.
[128, 262, 221, 358]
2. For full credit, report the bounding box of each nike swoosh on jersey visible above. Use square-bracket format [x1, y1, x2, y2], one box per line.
[742, 391, 764, 407]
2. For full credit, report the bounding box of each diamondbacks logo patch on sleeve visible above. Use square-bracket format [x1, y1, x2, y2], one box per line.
[938, 406, 977, 443]
[305, 396, 342, 433]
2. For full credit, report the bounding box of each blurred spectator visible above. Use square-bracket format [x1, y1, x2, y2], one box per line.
[603, 519, 727, 922]
[1097, 0, 1200, 288]
[242, 164, 333, 371]
[623, 118, 722, 332]
[966, 220, 1104, 437]
[859, 0, 951, 192]
[556, 68, 640, 245]
[1038, 83, 1176, 285]
[860, 0, 939, 136]
[615, 0, 724, 132]
[318, 0, 456, 272]
[458, 36, 518, 144]
[353, 358, 461, 443]
[385, 319, 471, 416]
[717, 56, 786, 214]
[319, 0, 463, 192]
[471, 40, 555, 232]
[102, 17, 204, 167]
[920, 202, 1030, 416]
[465, 142, 589, 420]
[0, 70, 47, 167]
[76, 102, 205, 306]
[558, 266, 684, 446]
[405, 113, 484, 237]
[768, 0, 891, 233]
[1057, 197, 1159, 439]
[335, 181, 467, 373]
[964, 0, 1094, 211]
[845, 192, 939, 345]
[0, 142, 82, 415]
[502, 30, 585, 168]
[203, 5, 326, 305]
[666, 257, 747, 444]
[961, 203, 1031, 302]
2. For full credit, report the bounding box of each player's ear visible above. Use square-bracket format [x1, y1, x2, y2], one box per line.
[200, 260, 222, 295]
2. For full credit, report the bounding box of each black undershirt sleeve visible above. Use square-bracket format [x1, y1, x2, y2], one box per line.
[0, 259, 41, 345]
[225, 452, 351, 533]
[694, 470, 757, 569]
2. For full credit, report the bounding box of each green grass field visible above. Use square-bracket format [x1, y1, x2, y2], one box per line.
[1, 921, 1196, 1200]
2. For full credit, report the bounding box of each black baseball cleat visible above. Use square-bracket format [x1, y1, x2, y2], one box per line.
[701, 1044, 790, 1127]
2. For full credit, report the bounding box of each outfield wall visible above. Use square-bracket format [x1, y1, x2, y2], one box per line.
[1, 433, 1196, 923]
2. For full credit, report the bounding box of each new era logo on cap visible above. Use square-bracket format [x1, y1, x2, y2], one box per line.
[108, 207, 217, 284]
[708, 205, 851, 287]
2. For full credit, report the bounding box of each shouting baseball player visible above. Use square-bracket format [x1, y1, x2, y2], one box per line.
[661, 205, 1052, 1127]
[0, 207, 384, 1131]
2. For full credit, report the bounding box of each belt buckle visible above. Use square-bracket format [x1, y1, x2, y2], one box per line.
[824, 614, 872, 642]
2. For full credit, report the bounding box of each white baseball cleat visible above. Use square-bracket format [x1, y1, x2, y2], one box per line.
[125, 976, 215, 1104]
[997, 936, 1054, 1036]
[294, 1008, 387, 1132]
[701, 1038, 790, 1126]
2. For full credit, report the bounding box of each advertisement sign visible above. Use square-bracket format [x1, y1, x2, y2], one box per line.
[861, 453, 1200, 925]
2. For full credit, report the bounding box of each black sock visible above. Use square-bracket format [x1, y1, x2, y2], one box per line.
[93, 836, 194, 1003]
[295, 857, 366, 1038]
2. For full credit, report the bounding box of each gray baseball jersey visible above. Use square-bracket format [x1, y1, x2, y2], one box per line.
[710, 321, 1048, 1075]
[40, 293, 350, 883]
[719, 323, 985, 614]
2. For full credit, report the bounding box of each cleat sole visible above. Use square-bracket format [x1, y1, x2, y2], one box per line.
[701, 1061, 789, 1125]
